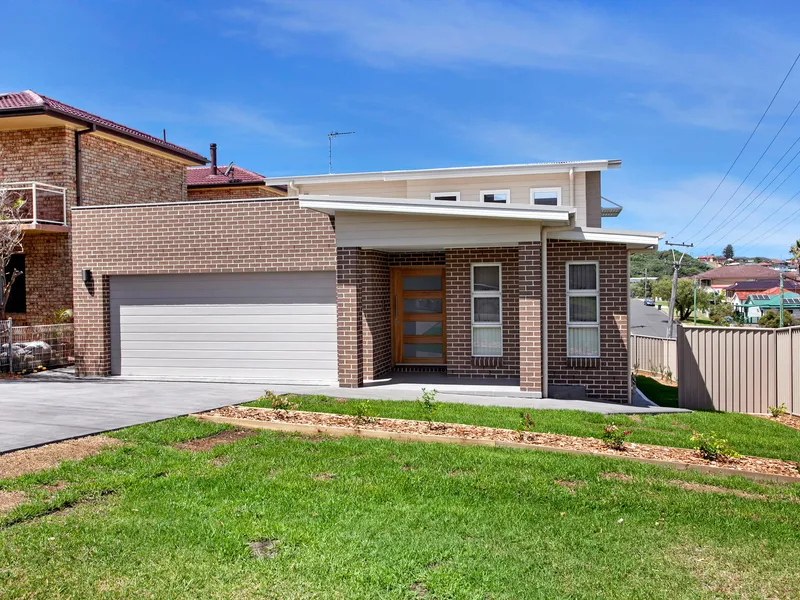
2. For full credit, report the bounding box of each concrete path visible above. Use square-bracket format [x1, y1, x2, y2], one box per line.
[0, 372, 687, 454]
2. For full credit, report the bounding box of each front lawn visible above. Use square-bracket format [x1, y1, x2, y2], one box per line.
[247, 391, 800, 463]
[636, 375, 679, 408]
[2, 417, 800, 599]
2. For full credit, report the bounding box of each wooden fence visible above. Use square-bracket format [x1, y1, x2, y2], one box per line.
[631, 334, 677, 380]
[677, 324, 799, 415]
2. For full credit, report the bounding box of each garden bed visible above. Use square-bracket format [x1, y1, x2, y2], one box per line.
[759, 413, 800, 432]
[198, 406, 800, 482]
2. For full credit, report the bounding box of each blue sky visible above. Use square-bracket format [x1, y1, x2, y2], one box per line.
[4, 0, 800, 258]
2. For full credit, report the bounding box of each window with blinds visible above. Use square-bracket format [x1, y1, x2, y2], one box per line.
[566, 262, 600, 358]
[471, 264, 502, 356]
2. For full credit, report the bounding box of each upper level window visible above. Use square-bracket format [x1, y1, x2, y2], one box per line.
[431, 192, 460, 202]
[566, 262, 599, 358]
[480, 189, 510, 204]
[531, 187, 561, 206]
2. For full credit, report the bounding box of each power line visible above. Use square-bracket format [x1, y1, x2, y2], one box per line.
[700, 145, 800, 251]
[728, 188, 800, 249]
[733, 194, 800, 254]
[668, 51, 800, 242]
[685, 97, 800, 243]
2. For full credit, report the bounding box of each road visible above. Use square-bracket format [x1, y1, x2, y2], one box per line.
[630, 298, 673, 338]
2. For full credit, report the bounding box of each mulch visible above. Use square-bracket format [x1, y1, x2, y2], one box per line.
[758, 413, 800, 432]
[203, 406, 800, 480]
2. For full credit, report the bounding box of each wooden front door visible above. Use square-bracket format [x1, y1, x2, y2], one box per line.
[390, 266, 447, 365]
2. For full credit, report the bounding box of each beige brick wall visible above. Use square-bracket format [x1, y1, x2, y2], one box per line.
[71, 199, 336, 375]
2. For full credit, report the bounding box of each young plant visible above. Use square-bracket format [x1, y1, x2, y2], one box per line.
[416, 388, 439, 426]
[663, 367, 673, 382]
[690, 431, 741, 461]
[266, 391, 299, 414]
[601, 423, 632, 450]
[768, 403, 788, 418]
[515, 412, 535, 440]
[353, 400, 376, 425]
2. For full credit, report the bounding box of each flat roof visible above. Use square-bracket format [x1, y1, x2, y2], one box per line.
[265, 159, 622, 185]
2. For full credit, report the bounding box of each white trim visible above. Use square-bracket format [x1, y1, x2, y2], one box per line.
[480, 189, 511, 204]
[471, 263, 503, 357]
[430, 191, 461, 202]
[530, 187, 562, 207]
[549, 227, 663, 248]
[262, 159, 622, 186]
[566, 261, 601, 358]
[299, 196, 572, 222]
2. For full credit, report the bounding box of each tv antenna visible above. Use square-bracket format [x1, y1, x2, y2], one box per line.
[223, 162, 235, 177]
[328, 131, 355, 173]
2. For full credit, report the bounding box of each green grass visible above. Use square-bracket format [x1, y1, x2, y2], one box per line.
[636, 375, 679, 408]
[1, 417, 799, 599]
[247, 388, 800, 463]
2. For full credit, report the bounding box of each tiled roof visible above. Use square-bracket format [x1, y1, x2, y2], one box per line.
[0, 90, 206, 164]
[186, 165, 266, 187]
[692, 265, 781, 280]
[724, 278, 800, 291]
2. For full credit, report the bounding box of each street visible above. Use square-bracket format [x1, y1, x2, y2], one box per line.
[630, 298, 673, 338]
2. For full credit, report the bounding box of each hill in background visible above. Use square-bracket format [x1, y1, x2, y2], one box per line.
[630, 251, 712, 278]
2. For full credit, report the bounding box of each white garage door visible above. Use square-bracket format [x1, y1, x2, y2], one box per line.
[110, 272, 337, 383]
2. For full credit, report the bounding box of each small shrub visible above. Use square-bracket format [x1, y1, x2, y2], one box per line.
[601, 423, 631, 450]
[663, 367, 673, 382]
[768, 403, 788, 418]
[266, 391, 299, 413]
[690, 431, 741, 461]
[354, 400, 376, 425]
[416, 388, 439, 425]
[515, 412, 535, 440]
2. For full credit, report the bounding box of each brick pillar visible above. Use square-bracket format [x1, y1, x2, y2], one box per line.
[337, 247, 363, 387]
[519, 242, 543, 393]
[73, 272, 111, 377]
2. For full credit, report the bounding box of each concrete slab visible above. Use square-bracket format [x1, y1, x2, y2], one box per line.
[0, 373, 688, 454]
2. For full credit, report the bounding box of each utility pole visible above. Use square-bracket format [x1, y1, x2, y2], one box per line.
[665, 241, 694, 338]
[328, 131, 355, 174]
[780, 271, 785, 327]
[693, 277, 697, 326]
[643, 268, 648, 298]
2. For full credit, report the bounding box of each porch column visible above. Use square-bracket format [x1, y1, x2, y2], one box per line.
[518, 242, 543, 394]
[337, 247, 363, 387]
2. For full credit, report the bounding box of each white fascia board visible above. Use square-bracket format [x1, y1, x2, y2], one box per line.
[266, 159, 621, 186]
[549, 227, 664, 247]
[299, 196, 573, 222]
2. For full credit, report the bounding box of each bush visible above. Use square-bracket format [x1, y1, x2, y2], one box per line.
[416, 388, 439, 425]
[690, 431, 741, 461]
[768, 403, 788, 418]
[354, 400, 376, 425]
[601, 423, 631, 450]
[759, 310, 797, 328]
[515, 412, 535, 440]
[266, 391, 299, 413]
[709, 302, 734, 325]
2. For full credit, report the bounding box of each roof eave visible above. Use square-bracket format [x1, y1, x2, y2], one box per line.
[0, 105, 207, 165]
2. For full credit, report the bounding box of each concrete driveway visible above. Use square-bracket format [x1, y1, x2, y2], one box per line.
[1, 370, 686, 454]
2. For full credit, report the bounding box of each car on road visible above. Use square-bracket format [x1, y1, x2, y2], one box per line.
[644, 298, 655, 306]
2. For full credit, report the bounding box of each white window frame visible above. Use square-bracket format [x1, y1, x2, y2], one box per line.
[471, 263, 503, 357]
[566, 261, 600, 358]
[430, 191, 461, 202]
[480, 189, 511, 204]
[530, 187, 562, 206]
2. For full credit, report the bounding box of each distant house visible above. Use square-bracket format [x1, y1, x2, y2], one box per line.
[186, 144, 286, 201]
[737, 292, 800, 324]
[691, 264, 785, 292]
[724, 278, 800, 303]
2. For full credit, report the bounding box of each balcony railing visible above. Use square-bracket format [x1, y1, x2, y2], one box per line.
[1, 181, 68, 228]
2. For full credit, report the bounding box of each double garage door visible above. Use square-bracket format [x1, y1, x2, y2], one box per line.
[110, 272, 337, 383]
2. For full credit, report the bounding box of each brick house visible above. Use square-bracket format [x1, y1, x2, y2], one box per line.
[69, 159, 662, 402]
[186, 143, 286, 201]
[0, 90, 206, 325]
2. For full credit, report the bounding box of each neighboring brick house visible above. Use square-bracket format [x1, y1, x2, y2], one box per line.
[0, 90, 207, 325]
[186, 143, 286, 201]
[70, 159, 662, 403]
